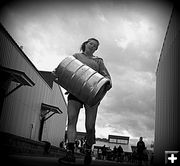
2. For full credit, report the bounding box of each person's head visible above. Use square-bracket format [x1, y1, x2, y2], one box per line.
[140, 137, 143, 141]
[80, 38, 100, 54]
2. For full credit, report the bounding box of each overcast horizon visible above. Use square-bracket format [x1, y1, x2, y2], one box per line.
[0, 0, 173, 146]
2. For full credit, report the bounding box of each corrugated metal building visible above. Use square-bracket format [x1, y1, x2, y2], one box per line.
[154, 7, 180, 165]
[0, 23, 67, 147]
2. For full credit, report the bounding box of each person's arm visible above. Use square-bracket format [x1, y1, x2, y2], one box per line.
[98, 58, 112, 91]
[143, 142, 146, 150]
[73, 53, 78, 59]
[137, 142, 139, 148]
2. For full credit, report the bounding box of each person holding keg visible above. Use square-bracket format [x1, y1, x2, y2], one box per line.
[54, 38, 112, 165]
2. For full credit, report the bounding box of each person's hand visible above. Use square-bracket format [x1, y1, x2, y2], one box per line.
[65, 91, 69, 95]
[105, 81, 112, 91]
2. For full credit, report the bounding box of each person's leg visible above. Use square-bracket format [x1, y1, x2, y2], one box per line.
[67, 100, 82, 151]
[138, 153, 143, 166]
[67, 100, 81, 140]
[84, 103, 99, 147]
[59, 99, 82, 164]
[83, 103, 99, 165]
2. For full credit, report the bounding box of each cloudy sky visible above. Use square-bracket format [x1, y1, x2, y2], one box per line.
[0, 0, 173, 146]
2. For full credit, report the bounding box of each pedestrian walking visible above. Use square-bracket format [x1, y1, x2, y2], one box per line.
[113, 146, 117, 161]
[137, 137, 146, 166]
[102, 145, 107, 160]
[117, 145, 123, 162]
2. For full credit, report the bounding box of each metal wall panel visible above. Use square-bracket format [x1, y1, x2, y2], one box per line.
[154, 7, 180, 165]
[0, 26, 67, 146]
[41, 83, 67, 146]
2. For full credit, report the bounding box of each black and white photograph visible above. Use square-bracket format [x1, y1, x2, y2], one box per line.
[0, 0, 179, 165]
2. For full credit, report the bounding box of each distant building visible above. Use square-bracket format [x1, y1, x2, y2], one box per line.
[154, 7, 180, 165]
[108, 135, 129, 145]
[94, 134, 132, 153]
[0, 23, 67, 147]
[108, 135, 132, 153]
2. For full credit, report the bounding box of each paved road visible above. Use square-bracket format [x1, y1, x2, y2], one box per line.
[2, 155, 138, 166]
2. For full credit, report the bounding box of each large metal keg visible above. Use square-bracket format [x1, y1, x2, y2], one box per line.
[55, 56, 110, 106]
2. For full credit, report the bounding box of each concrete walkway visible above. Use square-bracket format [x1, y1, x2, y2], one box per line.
[2, 155, 139, 166]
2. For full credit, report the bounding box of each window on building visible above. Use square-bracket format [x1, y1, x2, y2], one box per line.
[109, 138, 116, 143]
[117, 139, 128, 144]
